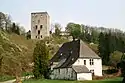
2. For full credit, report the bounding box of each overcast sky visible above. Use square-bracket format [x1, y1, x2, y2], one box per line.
[0, 0, 124, 31]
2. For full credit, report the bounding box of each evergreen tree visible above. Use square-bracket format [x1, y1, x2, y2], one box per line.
[98, 32, 105, 64]
[15, 25, 20, 35]
[33, 40, 49, 79]
[11, 22, 16, 33]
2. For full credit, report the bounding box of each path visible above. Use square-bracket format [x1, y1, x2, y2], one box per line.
[0, 75, 33, 83]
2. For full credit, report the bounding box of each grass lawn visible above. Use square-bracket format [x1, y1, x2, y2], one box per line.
[23, 77, 123, 83]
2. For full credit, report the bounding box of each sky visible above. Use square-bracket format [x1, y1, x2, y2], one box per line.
[0, 0, 125, 31]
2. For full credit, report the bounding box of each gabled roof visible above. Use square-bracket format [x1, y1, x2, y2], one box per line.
[50, 39, 100, 68]
[79, 40, 100, 58]
[72, 65, 90, 73]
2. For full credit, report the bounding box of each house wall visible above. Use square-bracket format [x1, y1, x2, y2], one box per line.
[77, 73, 92, 80]
[73, 58, 102, 76]
[51, 68, 76, 80]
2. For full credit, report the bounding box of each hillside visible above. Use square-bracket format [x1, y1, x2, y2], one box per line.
[0, 31, 70, 76]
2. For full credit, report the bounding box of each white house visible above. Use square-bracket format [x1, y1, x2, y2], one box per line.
[50, 39, 102, 80]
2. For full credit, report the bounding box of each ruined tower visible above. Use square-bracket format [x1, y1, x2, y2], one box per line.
[31, 12, 50, 39]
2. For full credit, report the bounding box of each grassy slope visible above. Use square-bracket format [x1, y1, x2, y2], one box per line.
[23, 77, 123, 83]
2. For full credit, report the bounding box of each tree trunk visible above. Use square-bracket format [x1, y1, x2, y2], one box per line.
[16, 75, 22, 83]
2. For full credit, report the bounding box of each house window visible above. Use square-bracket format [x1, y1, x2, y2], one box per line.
[90, 59, 94, 65]
[84, 60, 86, 65]
[35, 25, 37, 29]
[38, 30, 40, 34]
[40, 25, 43, 29]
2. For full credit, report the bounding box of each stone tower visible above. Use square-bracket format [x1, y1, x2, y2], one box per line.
[31, 12, 50, 39]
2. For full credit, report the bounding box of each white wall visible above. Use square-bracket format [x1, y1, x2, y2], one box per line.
[73, 58, 102, 76]
[77, 73, 92, 80]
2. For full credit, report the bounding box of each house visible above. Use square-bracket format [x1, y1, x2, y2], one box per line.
[50, 39, 102, 80]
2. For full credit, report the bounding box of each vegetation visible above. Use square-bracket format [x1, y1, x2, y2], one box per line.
[23, 77, 123, 83]
[54, 23, 61, 37]
[109, 51, 123, 67]
[66, 23, 82, 39]
[1, 11, 125, 82]
[33, 40, 50, 79]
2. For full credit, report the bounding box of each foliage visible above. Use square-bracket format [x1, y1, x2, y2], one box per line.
[23, 78, 123, 83]
[66, 23, 81, 39]
[33, 40, 49, 79]
[54, 23, 61, 36]
[109, 51, 122, 67]
[26, 30, 31, 39]
[0, 31, 34, 82]
[0, 12, 26, 36]
[0, 75, 15, 82]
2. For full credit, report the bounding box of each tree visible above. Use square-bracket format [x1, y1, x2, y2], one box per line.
[15, 25, 20, 35]
[26, 30, 31, 39]
[109, 51, 122, 67]
[117, 60, 125, 82]
[19, 26, 26, 35]
[4, 14, 11, 32]
[98, 32, 105, 64]
[0, 12, 5, 30]
[11, 22, 16, 33]
[33, 40, 49, 79]
[66, 23, 81, 40]
[54, 23, 61, 36]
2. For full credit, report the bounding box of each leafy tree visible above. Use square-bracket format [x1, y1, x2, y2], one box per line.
[109, 51, 122, 67]
[0, 12, 5, 30]
[54, 23, 61, 36]
[117, 60, 125, 82]
[66, 23, 81, 40]
[33, 40, 49, 79]
[19, 26, 26, 35]
[4, 14, 11, 32]
[91, 29, 99, 43]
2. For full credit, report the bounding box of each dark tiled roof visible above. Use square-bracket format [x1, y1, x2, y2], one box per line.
[50, 40, 79, 68]
[50, 39, 100, 68]
[72, 65, 90, 73]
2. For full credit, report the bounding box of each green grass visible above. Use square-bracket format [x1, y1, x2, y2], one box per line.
[0, 75, 15, 82]
[23, 77, 123, 83]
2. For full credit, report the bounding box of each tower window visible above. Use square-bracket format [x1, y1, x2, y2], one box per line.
[36, 36, 37, 38]
[38, 30, 40, 34]
[84, 60, 86, 65]
[41, 35, 42, 38]
[40, 25, 43, 29]
[35, 25, 37, 29]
